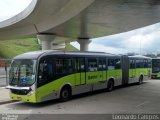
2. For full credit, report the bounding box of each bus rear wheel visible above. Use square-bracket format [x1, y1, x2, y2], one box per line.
[138, 75, 143, 85]
[60, 87, 71, 101]
[107, 80, 114, 92]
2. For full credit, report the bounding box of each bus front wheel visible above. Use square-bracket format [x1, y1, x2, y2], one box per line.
[60, 87, 71, 101]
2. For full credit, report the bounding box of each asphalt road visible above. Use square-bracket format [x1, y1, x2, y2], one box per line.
[0, 80, 160, 120]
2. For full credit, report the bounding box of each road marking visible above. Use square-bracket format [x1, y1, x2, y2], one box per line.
[136, 101, 149, 108]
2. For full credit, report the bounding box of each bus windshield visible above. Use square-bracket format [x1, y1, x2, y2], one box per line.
[9, 59, 36, 87]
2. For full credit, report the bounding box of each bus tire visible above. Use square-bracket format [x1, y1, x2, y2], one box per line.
[60, 86, 72, 102]
[107, 80, 114, 92]
[138, 75, 143, 85]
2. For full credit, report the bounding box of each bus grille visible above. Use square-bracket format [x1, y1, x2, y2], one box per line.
[11, 89, 30, 95]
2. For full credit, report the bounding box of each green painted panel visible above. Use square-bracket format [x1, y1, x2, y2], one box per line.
[36, 74, 75, 102]
[86, 70, 107, 83]
[75, 73, 81, 85]
[129, 69, 136, 78]
[10, 93, 37, 103]
[107, 69, 122, 80]
[129, 68, 150, 78]
[103, 71, 107, 81]
[135, 68, 149, 77]
[75, 72, 86, 85]
[98, 71, 103, 81]
[98, 71, 106, 81]
[81, 72, 86, 84]
[86, 71, 98, 84]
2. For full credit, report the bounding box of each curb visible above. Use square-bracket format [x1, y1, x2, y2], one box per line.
[0, 100, 19, 105]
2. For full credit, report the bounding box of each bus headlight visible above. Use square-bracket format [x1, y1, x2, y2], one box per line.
[27, 91, 34, 96]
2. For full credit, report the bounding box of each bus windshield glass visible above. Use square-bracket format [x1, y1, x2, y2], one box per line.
[9, 59, 36, 86]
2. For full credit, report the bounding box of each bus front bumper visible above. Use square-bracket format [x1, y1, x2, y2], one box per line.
[10, 92, 38, 103]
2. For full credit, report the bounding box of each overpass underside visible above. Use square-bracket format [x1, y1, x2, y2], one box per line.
[0, 0, 160, 51]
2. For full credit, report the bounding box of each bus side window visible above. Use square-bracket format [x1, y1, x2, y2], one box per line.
[136, 60, 140, 68]
[130, 60, 135, 69]
[98, 58, 106, 70]
[88, 58, 97, 71]
[102, 59, 106, 70]
[136, 60, 144, 68]
[144, 60, 147, 68]
[74, 59, 80, 72]
[80, 59, 85, 71]
[38, 60, 53, 84]
[55, 58, 73, 74]
[148, 60, 151, 68]
[55, 59, 63, 74]
[144, 59, 151, 68]
[69, 59, 73, 72]
[108, 59, 115, 70]
[63, 59, 73, 73]
[115, 59, 121, 69]
[74, 58, 85, 72]
[98, 59, 103, 70]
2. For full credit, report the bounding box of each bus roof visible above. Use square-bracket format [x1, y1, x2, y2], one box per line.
[152, 57, 160, 60]
[129, 55, 151, 59]
[13, 50, 119, 59]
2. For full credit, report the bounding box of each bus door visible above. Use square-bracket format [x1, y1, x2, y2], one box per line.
[37, 57, 54, 87]
[75, 58, 86, 85]
[98, 58, 106, 82]
[121, 55, 129, 85]
[86, 58, 98, 84]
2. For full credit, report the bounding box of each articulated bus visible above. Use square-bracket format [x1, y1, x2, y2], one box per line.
[151, 58, 160, 79]
[6, 51, 151, 103]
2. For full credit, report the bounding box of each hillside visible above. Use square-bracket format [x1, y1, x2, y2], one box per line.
[0, 38, 78, 59]
[0, 38, 40, 59]
[65, 43, 79, 51]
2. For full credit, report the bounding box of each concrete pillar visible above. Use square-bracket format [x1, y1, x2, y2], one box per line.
[78, 38, 91, 51]
[37, 34, 54, 50]
[77, 10, 91, 51]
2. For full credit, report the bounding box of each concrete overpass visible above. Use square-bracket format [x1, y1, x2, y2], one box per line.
[0, 0, 160, 51]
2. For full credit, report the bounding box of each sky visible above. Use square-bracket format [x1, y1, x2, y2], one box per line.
[0, 0, 32, 22]
[71, 23, 160, 55]
[0, 0, 160, 55]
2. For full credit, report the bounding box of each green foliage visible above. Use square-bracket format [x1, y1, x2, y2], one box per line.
[65, 43, 79, 51]
[0, 38, 78, 59]
[0, 38, 40, 58]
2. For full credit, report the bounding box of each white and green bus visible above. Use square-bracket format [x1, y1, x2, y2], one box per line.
[6, 51, 151, 103]
[151, 58, 160, 79]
